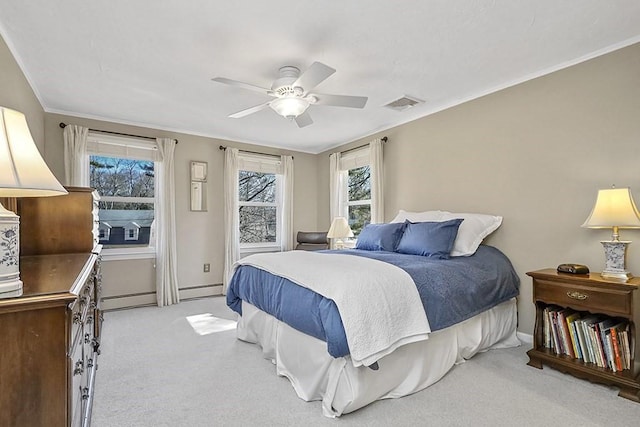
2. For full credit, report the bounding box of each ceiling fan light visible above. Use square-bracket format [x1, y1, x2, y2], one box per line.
[270, 97, 309, 118]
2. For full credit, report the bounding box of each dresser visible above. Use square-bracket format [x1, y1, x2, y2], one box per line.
[0, 187, 102, 426]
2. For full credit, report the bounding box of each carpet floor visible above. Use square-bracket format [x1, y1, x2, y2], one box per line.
[91, 297, 640, 426]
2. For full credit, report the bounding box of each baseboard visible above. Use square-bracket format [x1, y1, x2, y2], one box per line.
[180, 284, 222, 300]
[102, 292, 156, 310]
[517, 331, 533, 345]
[101, 283, 222, 311]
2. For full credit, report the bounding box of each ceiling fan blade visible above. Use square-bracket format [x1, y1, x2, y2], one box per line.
[312, 93, 368, 109]
[294, 110, 313, 128]
[293, 62, 336, 92]
[228, 102, 271, 118]
[212, 77, 273, 96]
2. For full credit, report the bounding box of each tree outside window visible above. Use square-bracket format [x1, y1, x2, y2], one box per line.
[238, 170, 278, 244]
[347, 165, 371, 235]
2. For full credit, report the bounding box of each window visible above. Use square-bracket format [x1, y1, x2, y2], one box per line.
[237, 154, 283, 250]
[88, 133, 157, 252]
[124, 224, 140, 241]
[98, 225, 111, 241]
[338, 148, 372, 235]
[346, 165, 371, 235]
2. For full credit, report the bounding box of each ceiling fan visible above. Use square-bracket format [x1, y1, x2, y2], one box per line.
[212, 62, 368, 128]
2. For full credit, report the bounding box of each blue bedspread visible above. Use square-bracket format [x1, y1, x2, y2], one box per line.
[226, 245, 519, 358]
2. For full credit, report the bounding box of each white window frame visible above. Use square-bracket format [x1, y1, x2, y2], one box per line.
[237, 153, 283, 254]
[87, 132, 158, 260]
[338, 148, 372, 234]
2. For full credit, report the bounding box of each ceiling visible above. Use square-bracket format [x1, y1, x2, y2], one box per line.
[1, 1, 639, 154]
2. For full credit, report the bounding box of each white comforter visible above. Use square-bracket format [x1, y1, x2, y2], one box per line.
[233, 250, 431, 367]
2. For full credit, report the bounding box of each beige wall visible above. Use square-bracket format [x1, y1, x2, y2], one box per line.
[0, 35, 44, 149]
[318, 42, 640, 335]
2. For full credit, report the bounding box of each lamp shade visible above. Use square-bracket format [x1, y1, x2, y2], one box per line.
[270, 97, 310, 118]
[0, 107, 67, 197]
[327, 217, 354, 239]
[582, 187, 640, 229]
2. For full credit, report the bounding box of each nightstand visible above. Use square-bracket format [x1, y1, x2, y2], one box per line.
[527, 269, 640, 402]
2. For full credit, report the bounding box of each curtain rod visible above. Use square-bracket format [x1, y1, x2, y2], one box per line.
[218, 145, 292, 159]
[334, 136, 388, 156]
[59, 122, 178, 144]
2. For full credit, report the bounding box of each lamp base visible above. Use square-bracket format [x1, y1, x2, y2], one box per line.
[0, 277, 23, 296]
[600, 240, 632, 281]
[0, 200, 22, 295]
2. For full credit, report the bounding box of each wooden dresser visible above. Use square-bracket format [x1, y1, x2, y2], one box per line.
[0, 187, 102, 427]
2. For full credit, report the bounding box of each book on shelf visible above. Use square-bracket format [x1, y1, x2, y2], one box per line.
[557, 309, 575, 358]
[566, 312, 582, 360]
[620, 330, 631, 369]
[609, 325, 624, 372]
[598, 318, 616, 370]
[604, 330, 615, 371]
[574, 319, 590, 364]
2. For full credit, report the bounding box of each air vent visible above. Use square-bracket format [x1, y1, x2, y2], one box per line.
[384, 95, 424, 111]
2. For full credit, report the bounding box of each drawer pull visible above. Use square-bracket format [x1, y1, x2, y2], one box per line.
[74, 360, 84, 376]
[567, 291, 588, 300]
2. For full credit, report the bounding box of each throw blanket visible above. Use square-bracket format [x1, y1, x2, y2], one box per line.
[233, 251, 431, 367]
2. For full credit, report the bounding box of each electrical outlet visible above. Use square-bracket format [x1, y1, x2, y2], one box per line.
[203, 263, 210, 273]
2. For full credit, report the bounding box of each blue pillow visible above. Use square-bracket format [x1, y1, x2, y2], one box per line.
[395, 219, 463, 259]
[356, 222, 407, 252]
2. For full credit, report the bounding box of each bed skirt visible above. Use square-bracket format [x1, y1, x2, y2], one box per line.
[236, 298, 520, 417]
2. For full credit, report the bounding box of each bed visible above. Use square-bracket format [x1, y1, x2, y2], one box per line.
[226, 212, 521, 417]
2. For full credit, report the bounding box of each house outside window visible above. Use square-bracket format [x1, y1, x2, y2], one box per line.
[237, 153, 283, 252]
[88, 133, 157, 254]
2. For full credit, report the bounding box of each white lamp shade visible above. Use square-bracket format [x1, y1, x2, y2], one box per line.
[270, 97, 310, 118]
[327, 217, 354, 239]
[582, 187, 640, 229]
[0, 107, 67, 197]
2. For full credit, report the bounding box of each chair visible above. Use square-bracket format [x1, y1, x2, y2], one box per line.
[295, 231, 328, 251]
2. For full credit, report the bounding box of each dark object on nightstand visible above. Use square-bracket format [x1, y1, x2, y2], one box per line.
[296, 231, 328, 251]
[557, 263, 590, 274]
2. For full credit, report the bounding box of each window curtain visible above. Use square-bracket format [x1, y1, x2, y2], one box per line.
[369, 138, 384, 223]
[63, 125, 89, 186]
[329, 152, 343, 221]
[223, 148, 240, 294]
[155, 138, 180, 307]
[280, 155, 294, 251]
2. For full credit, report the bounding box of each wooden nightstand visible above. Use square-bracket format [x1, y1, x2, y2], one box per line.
[527, 269, 640, 402]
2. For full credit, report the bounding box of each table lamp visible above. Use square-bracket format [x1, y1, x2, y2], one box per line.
[327, 217, 354, 249]
[0, 107, 67, 295]
[582, 186, 640, 280]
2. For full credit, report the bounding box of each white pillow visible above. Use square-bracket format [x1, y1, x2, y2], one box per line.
[390, 210, 502, 256]
[441, 212, 502, 256]
[391, 209, 447, 223]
